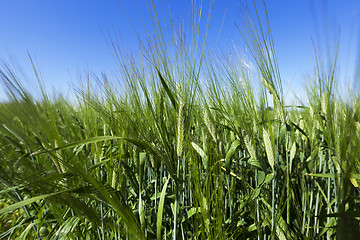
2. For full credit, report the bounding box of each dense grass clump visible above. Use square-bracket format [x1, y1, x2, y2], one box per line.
[1, 1, 360, 239]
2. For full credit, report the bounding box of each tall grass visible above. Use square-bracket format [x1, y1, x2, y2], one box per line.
[1, 0, 360, 239]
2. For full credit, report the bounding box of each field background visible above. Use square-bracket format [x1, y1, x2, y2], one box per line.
[1, 0, 360, 239]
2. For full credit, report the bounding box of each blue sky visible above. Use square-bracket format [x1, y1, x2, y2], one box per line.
[0, 0, 359, 102]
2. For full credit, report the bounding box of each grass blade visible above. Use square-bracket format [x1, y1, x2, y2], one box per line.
[157, 177, 170, 240]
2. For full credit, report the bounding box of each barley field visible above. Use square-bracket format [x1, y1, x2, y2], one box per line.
[0, 1, 359, 239]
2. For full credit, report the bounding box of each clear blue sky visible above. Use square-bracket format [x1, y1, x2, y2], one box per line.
[0, 0, 359, 102]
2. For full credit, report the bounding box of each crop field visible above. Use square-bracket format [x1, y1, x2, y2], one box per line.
[0, 1, 360, 239]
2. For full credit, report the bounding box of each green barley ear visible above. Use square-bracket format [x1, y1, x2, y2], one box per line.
[204, 108, 216, 142]
[263, 128, 275, 171]
[243, 133, 256, 160]
[321, 92, 330, 120]
[149, 154, 158, 169]
[243, 132, 262, 169]
[111, 168, 117, 189]
[262, 78, 285, 123]
[176, 102, 185, 157]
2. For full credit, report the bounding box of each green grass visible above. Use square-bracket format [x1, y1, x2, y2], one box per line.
[1, 0, 360, 239]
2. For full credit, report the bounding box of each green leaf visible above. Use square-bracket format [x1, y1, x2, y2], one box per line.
[88, 158, 112, 172]
[122, 137, 174, 175]
[257, 171, 266, 185]
[32, 136, 121, 155]
[305, 173, 360, 179]
[157, 69, 178, 111]
[290, 122, 309, 140]
[53, 216, 80, 239]
[251, 173, 275, 200]
[252, 187, 261, 200]
[0, 190, 66, 215]
[79, 171, 145, 239]
[157, 177, 170, 240]
[186, 207, 198, 219]
[225, 140, 240, 174]
[248, 158, 262, 169]
[0, 185, 24, 195]
[31, 135, 175, 180]
[259, 173, 275, 188]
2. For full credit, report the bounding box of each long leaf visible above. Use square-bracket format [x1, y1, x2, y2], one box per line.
[32, 136, 121, 155]
[225, 140, 240, 174]
[157, 69, 178, 111]
[157, 177, 170, 240]
[0, 190, 67, 215]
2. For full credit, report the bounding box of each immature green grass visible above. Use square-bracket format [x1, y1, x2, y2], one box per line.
[1, 0, 360, 239]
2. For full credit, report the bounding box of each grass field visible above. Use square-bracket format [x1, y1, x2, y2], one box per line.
[1, 1, 360, 239]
